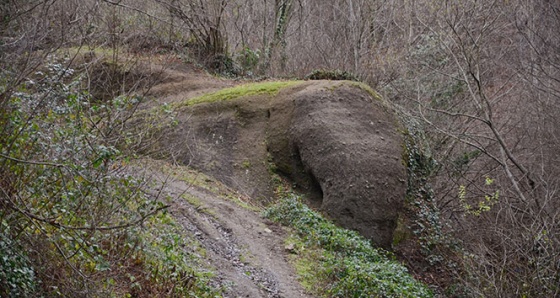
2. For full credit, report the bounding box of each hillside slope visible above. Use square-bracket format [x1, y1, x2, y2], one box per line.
[137, 158, 311, 297]
[122, 63, 429, 297]
[132, 74, 406, 248]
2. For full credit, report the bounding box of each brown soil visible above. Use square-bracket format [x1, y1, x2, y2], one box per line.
[128, 60, 408, 296]
[288, 83, 406, 248]
[140, 159, 312, 298]
[133, 77, 406, 248]
[143, 62, 236, 107]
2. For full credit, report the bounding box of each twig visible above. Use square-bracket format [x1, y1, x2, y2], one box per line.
[0, 153, 64, 167]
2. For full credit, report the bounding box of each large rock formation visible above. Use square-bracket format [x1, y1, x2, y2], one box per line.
[136, 80, 406, 248]
[289, 84, 406, 247]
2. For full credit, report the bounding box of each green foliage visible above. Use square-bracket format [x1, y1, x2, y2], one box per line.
[0, 58, 163, 295]
[235, 47, 261, 76]
[207, 53, 240, 77]
[400, 121, 465, 294]
[136, 210, 220, 297]
[4, 62, 157, 225]
[264, 194, 432, 298]
[458, 177, 500, 216]
[0, 57, 218, 296]
[305, 69, 359, 81]
[0, 229, 36, 297]
[402, 124, 451, 261]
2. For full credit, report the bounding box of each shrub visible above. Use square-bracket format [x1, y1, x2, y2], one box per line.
[305, 69, 359, 81]
[0, 56, 219, 296]
[235, 47, 261, 76]
[399, 121, 467, 295]
[0, 230, 36, 297]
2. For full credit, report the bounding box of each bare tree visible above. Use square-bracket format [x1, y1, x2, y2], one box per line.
[155, 0, 229, 67]
[386, 0, 560, 295]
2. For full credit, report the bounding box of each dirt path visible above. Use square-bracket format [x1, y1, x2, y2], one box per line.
[143, 160, 312, 298]
[144, 60, 235, 108]
[131, 59, 312, 297]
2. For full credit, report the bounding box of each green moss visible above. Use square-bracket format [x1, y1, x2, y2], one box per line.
[182, 194, 217, 216]
[392, 216, 412, 247]
[145, 159, 260, 212]
[238, 248, 256, 264]
[224, 194, 261, 212]
[286, 235, 328, 294]
[183, 194, 203, 208]
[350, 81, 382, 100]
[157, 160, 223, 195]
[324, 80, 383, 103]
[177, 81, 303, 107]
[241, 160, 252, 169]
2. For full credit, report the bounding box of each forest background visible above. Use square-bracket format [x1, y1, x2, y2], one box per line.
[1, 0, 559, 297]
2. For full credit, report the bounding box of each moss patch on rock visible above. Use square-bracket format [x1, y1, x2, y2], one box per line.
[177, 81, 304, 108]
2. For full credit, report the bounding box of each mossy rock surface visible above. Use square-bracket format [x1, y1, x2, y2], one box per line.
[175, 81, 303, 107]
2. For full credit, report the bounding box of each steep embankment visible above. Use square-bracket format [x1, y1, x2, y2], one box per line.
[127, 65, 425, 297]
[133, 79, 406, 248]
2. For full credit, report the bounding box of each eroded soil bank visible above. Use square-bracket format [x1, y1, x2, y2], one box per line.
[133, 78, 406, 248]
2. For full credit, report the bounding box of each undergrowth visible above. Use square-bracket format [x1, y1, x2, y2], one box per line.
[263, 194, 433, 298]
[305, 69, 358, 81]
[0, 57, 219, 296]
[134, 209, 220, 297]
[400, 119, 466, 296]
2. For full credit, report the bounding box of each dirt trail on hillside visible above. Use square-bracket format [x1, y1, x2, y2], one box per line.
[132, 61, 311, 297]
[142, 159, 312, 298]
[144, 61, 235, 108]
[131, 59, 405, 295]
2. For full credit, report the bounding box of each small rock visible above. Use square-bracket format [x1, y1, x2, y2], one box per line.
[264, 228, 272, 234]
[285, 243, 296, 253]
